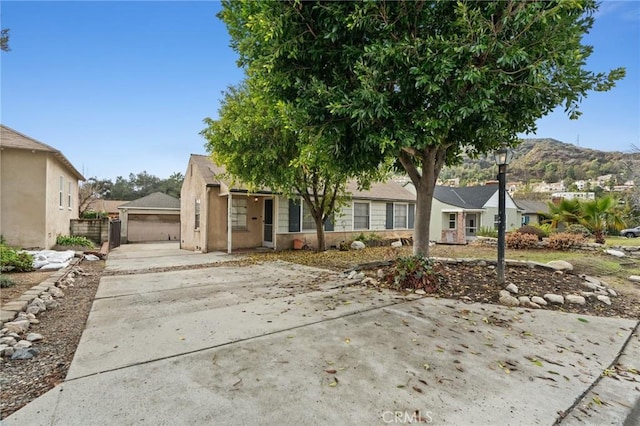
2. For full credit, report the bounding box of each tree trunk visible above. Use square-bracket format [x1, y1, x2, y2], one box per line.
[315, 218, 326, 252]
[594, 229, 605, 245]
[413, 173, 437, 257]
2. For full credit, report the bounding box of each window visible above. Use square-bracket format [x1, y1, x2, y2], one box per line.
[448, 213, 456, 229]
[195, 199, 201, 229]
[522, 215, 530, 226]
[232, 198, 247, 231]
[494, 214, 500, 229]
[302, 205, 315, 231]
[353, 202, 370, 230]
[59, 176, 64, 208]
[394, 204, 408, 229]
[68, 182, 72, 209]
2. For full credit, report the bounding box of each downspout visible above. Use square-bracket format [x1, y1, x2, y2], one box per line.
[227, 192, 232, 254]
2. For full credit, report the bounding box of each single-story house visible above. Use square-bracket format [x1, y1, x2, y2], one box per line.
[515, 199, 550, 226]
[84, 199, 127, 219]
[180, 154, 417, 253]
[118, 192, 181, 243]
[430, 185, 521, 244]
[0, 125, 85, 249]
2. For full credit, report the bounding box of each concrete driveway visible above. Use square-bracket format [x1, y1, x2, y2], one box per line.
[5, 243, 639, 425]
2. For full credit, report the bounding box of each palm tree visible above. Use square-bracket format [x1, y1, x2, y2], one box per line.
[544, 198, 581, 229]
[578, 196, 626, 244]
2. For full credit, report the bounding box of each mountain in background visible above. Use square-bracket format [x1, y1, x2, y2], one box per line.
[439, 138, 640, 186]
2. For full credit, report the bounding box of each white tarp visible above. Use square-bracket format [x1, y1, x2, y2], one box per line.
[26, 250, 76, 270]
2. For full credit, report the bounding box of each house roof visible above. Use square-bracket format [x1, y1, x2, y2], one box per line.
[345, 180, 416, 202]
[119, 192, 180, 210]
[515, 199, 550, 215]
[0, 124, 85, 181]
[433, 185, 499, 209]
[86, 199, 127, 213]
[189, 154, 417, 202]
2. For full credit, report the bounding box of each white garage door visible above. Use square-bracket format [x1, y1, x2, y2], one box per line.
[128, 214, 180, 242]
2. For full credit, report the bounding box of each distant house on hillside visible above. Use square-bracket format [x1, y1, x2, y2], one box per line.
[180, 154, 416, 253]
[0, 125, 85, 248]
[118, 192, 180, 243]
[431, 185, 521, 244]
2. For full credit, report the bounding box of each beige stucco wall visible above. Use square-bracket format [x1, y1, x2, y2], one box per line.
[119, 208, 180, 243]
[180, 159, 209, 251]
[0, 148, 47, 248]
[206, 190, 264, 252]
[45, 155, 80, 248]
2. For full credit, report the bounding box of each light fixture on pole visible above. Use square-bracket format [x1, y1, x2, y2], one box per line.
[494, 144, 512, 286]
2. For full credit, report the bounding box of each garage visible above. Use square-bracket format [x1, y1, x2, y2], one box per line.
[118, 192, 181, 243]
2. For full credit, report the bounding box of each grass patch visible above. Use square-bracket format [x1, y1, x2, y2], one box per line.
[604, 236, 640, 247]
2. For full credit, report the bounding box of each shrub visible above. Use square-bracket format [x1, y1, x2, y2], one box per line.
[516, 225, 547, 241]
[547, 232, 585, 251]
[506, 232, 539, 249]
[81, 211, 108, 219]
[477, 226, 498, 238]
[55, 235, 95, 248]
[565, 224, 592, 238]
[0, 275, 15, 288]
[385, 255, 444, 292]
[0, 245, 34, 272]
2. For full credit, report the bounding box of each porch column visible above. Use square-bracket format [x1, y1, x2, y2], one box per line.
[227, 193, 232, 254]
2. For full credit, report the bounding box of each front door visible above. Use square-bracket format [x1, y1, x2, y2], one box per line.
[263, 198, 274, 247]
[465, 213, 477, 238]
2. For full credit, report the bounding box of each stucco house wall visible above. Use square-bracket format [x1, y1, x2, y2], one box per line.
[1, 125, 83, 249]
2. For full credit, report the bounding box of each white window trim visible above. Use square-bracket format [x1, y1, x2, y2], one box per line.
[59, 176, 64, 209]
[393, 203, 409, 229]
[448, 213, 457, 230]
[231, 198, 248, 231]
[194, 199, 201, 230]
[68, 182, 73, 210]
[353, 200, 371, 230]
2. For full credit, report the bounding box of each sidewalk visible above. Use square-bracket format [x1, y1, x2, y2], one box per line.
[5, 243, 639, 425]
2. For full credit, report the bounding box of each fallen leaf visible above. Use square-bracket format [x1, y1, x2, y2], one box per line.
[328, 381, 337, 387]
[423, 363, 430, 370]
[344, 338, 351, 344]
[179, 336, 185, 340]
[412, 386, 423, 393]
[325, 369, 337, 374]
[578, 318, 589, 323]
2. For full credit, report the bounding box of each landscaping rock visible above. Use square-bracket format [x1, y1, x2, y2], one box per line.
[605, 249, 625, 258]
[26, 333, 43, 342]
[14, 340, 33, 349]
[4, 320, 30, 334]
[505, 283, 518, 294]
[415, 289, 426, 295]
[48, 286, 65, 298]
[391, 240, 402, 248]
[531, 296, 547, 306]
[544, 294, 564, 304]
[629, 275, 640, 283]
[546, 260, 573, 271]
[350, 241, 365, 250]
[597, 295, 611, 306]
[11, 347, 39, 360]
[565, 295, 586, 305]
[607, 289, 617, 297]
[499, 294, 519, 307]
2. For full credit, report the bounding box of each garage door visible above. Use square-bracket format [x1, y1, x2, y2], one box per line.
[127, 214, 180, 242]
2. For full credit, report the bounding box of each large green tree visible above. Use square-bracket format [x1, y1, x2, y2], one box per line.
[220, 0, 624, 255]
[202, 83, 373, 252]
[1, 28, 9, 52]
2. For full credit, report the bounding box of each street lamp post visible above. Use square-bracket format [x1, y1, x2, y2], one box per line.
[494, 145, 512, 286]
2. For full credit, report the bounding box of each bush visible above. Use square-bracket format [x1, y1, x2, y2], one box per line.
[516, 225, 547, 241]
[55, 235, 95, 248]
[477, 226, 498, 238]
[506, 232, 539, 249]
[565, 224, 592, 238]
[385, 255, 444, 292]
[547, 232, 585, 251]
[0, 244, 34, 272]
[0, 275, 15, 288]
[81, 211, 108, 219]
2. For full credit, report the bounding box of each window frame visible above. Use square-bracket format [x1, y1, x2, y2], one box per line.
[67, 181, 73, 210]
[394, 203, 408, 229]
[194, 199, 201, 230]
[353, 201, 371, 230]
[448, 213, 457, 230]
[231, 198, 248, 231]
[59, 176, 64, 209]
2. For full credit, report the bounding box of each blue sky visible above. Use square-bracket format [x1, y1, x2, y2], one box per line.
[1, 1, 638, 181]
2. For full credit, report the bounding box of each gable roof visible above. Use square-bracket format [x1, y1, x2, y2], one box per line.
[515, 199, 550, 215]
[119, 192, 180, 210]
[345, 180, 415, 202]
[0, 124, 85, 180]
[433, 185, 499, 209]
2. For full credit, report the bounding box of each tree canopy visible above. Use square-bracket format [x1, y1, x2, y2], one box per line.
[220, 0, 624, 255]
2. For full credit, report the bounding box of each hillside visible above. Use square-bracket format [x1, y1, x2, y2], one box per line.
[439, 138, 640, 186]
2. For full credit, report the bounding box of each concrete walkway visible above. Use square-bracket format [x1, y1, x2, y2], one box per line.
[5, 243, 639, 425]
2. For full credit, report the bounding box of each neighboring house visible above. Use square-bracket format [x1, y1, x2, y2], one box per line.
[180, 154, 416, 253]
[431, 185, 521, 244]
[551, 192, 595, 201]
[515, 199, 550, 226]
[0, 125, 85, 249]
[118, 192, 181, 243]
[84, 199, 126, 219]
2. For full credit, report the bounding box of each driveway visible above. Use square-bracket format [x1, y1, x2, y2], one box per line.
[5, 243, 639, 425]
